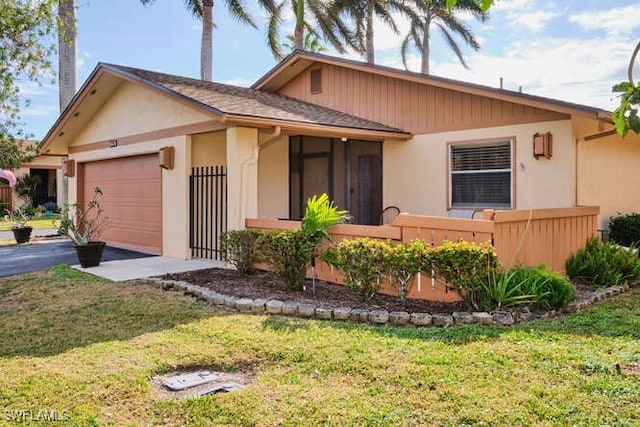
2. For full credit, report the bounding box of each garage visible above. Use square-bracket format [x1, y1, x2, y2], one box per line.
[81, 154, 162, 253]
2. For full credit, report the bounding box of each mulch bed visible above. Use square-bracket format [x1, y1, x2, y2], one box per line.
[163, 268, 471, 314]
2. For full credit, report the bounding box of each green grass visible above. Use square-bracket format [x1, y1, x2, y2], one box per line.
[0, 265, 638, 425]
[0, 216, 60, 231]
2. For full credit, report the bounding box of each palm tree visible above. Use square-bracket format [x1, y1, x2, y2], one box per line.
[332, 0, 419, 64]
[401, 0, 487, 74]
[140, 0, 278, 81]
[282, 33, 326, 54]
[58, 0, 77, 111]
[267, 0, 360, 60]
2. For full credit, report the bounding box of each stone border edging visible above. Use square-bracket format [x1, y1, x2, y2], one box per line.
[144, 278, 630, 328]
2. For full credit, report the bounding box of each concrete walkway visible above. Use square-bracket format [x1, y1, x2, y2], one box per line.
[74, 256, 225, 281]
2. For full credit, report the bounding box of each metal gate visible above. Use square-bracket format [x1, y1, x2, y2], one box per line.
[189, 165, 227, 260]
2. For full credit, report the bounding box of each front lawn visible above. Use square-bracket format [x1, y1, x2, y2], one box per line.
[0, 266, 638, 425]
[0, 216, 60, 232]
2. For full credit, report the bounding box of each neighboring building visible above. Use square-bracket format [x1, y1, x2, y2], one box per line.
[1, 140, 64, 211]
[38, 50, 640, 258]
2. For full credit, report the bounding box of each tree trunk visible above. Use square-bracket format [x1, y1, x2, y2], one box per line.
[201, 0, 214, 81]
[294, 0, 304, 50]
[365, 2, 374, 64]
[420, 19, 431, 75]
[58, 0, 77, 111]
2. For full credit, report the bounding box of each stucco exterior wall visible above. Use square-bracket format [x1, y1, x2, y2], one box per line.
[578, 129, 640, 229]
[191, 131, 226, 167]
[258, 134, 288, 219]
[72, 81, 212, 145]
[226, 126, 258, 231]
[383, 120, 575, 216]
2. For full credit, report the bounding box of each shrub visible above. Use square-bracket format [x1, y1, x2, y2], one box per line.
[566, 237, 640, 288]
[482, 265, 576, 311]
[42, 201, 58, 212]
[609, 213, 640, 247]
[430, 240, 498, 310]
[301, 193, 349, 246]
[257, 229, 314, 291]
[220, 229, 262, 275]
[382, 240, 431, 305]
[480, 269, 538, 311]
[323, 238, 387, 301]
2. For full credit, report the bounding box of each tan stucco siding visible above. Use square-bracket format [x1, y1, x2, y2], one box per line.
[277, 64, 569, 134]
[383, 120, 575, 216]
[191, 131, 227, 167]
[258, 134, 288, 219]
[72, 81, 213, 146]
[226, 127, 259, 231]
[578, 131, 640, 229]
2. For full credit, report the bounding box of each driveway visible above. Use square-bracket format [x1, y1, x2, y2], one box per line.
[0, 239, 155, 278]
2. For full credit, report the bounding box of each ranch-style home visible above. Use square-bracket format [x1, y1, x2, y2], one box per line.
[38, 50, 640, 260]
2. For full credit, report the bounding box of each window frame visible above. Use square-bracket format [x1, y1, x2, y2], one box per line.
[447, 137, 515, 210]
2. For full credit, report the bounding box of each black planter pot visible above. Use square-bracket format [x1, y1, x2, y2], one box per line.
[74, 241, 106, 268]
[12, 227, 33, 244]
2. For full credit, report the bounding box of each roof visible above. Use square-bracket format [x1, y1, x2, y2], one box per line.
[39, 62, 410, 154]
[253, 50, 611, 120]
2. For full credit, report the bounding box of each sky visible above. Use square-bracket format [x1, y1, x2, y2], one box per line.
[18, 0, 640, 140]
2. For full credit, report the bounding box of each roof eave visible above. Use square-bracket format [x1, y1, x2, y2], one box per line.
[223, 113, 412, 141]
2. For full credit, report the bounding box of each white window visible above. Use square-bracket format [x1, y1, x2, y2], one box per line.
[449, 139, 513, 209]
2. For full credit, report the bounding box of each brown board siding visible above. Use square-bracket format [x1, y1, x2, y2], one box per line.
[278, 64, 569, 134]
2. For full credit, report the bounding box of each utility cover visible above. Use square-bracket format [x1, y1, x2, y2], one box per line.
[191, 382, 245, 397]
[162, 371, 220, 391]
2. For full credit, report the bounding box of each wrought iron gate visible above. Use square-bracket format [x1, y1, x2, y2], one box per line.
[189, 165, 227, 260]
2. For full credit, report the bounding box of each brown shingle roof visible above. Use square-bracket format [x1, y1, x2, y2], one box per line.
[103, 63, 408, 135]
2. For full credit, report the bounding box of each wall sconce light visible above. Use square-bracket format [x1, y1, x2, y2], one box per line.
[159, 146, 174, 169]
[533, 132, 552, 159]
[63, 159, 75, 177]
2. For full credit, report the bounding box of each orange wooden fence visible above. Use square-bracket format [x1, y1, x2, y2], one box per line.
[246, 206, 599, 302]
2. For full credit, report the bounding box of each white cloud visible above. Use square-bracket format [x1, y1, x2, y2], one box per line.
[506, 10, 560, 32]
[429, 34, 631, 110]
[569, 5, 640, 36]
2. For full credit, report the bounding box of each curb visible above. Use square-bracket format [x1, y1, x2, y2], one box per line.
[143, 278, 630, 328]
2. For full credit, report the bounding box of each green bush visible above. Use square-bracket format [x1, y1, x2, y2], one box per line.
[480, 269, 538, 311]
[566, 237, 640, 288]
[483, 265, 576, 311]
[323, 238, 387, 301]
[220, 229, 262, 275]
[301, 193, 349, 245]
[257, 229, 314, 291]
[609, 213, 640, 247]
[430, 240, 498, 310]
[382, 239, 431, 305]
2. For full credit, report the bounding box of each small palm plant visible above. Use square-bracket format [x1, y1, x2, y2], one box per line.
[301, 193, 349, 247]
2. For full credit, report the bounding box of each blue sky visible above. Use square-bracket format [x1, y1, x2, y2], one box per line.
[19, 0, 640, 140]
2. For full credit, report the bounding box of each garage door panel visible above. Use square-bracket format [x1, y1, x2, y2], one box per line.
[82, 154, 162, 253]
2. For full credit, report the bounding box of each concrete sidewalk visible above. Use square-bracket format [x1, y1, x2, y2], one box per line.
[74, 256, 225, 281]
